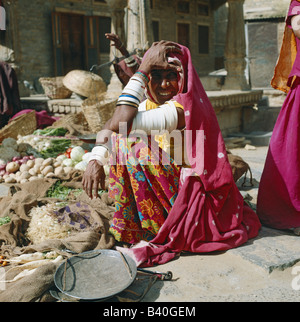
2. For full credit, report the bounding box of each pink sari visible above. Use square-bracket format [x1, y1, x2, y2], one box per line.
[117, 44, 261, 267]
[257, 1, 300, 229]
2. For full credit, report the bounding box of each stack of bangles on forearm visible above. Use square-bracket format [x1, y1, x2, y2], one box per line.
[116, 70, 149, 109]
[88, 70, 150, 165]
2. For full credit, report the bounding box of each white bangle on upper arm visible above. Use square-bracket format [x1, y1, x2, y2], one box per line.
[130, 101, 178, 135]
[292, 15, 300, 32]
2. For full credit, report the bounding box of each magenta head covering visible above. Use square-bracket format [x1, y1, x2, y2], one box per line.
[164, 44, 233, 190]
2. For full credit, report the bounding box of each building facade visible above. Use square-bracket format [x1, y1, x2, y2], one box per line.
[1, 0, 229, 92]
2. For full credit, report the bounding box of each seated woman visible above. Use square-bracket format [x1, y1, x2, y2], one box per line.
[82, 41, 261, 267]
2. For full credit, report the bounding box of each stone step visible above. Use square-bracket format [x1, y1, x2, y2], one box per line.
[230, 226, 300, 273]
[229, 131, 272, 146]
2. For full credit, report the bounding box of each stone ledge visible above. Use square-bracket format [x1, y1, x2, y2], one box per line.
[207, 90, 263, 113]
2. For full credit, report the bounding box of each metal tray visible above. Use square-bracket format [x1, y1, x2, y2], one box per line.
[77, 134, 97, 143]
[54, 249, 137, 301]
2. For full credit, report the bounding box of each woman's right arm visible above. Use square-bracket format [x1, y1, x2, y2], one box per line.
[82, 105, 138, 199]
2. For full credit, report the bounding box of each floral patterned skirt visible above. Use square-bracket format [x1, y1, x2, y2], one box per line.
[108, 133, 181, 243]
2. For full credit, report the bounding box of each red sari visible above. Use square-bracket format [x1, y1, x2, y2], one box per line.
[257, 1, 300, 229]
[114, 44, 261, 267]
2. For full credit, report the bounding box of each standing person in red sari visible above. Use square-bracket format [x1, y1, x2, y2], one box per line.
[83, 41, 261, 267]
[257, 0, 300, 235]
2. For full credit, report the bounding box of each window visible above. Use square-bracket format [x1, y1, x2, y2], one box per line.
[198, 25, 209, 54]
[98, 16, 111, 53]
[198, 4, 209, 16]
[177, 23, 190, 48]
[152, 20, 160, 42]
[150, 0, 155, 9]
[177, 1, 189, 14]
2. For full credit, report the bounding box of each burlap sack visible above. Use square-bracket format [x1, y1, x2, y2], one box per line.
[0, 168, 116, 302]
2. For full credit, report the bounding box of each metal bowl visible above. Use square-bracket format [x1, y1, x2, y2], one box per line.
[54, 249, 137, 301]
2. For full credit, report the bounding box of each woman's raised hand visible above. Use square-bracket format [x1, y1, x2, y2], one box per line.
[139, 41, 183, 75]
[105, 33, 129, 57]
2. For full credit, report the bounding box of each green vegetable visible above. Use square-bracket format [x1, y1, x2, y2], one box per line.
[46, 181, 83, 200]
[0, 216, 11, 226]
[33, 128, 68, 137]
[40, 139, 71, 158]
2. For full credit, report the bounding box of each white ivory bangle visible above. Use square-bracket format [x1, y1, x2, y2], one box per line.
[131, 101, 178, 135]
[89, 145, 109, 165]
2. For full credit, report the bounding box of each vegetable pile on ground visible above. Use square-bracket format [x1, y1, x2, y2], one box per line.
[0, 129, 99, 183]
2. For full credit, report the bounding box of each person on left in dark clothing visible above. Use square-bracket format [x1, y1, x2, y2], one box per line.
[105, 33, 141, 86]
[0, 61, 21, 128]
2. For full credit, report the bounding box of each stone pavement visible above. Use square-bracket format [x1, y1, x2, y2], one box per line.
[1, 143, 300, 302]
[143, 145, 300, 302]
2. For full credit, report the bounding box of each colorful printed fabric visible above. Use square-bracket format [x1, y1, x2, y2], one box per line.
[108, 126, 181, 243]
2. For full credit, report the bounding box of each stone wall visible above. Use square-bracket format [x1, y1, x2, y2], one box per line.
[3, 0, 217, 89]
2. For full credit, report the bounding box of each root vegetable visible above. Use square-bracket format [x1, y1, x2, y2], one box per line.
[34, 158, 44, 166]
[4, 268, 37, 283]
[42, 158, 54, 167]
[6, 162, 20, 173]
[64, 166, 73, 174]
[20, 171, 31, 180]
[28, 168, 37, 176]
[33, 164, 41, 174]
[20, 179, 28, 184]
[26, 160, 35, 168]
[54, 166, 64, 176]
[42, 165, 54, 176]
[53, 161, 61, 168]
[9, 252, 45, 264]
[19, 164, 30, 172]
[56, 155, 67, 162]
[29, 176, 38, 181]
[5, 176, 16, 183]
[45, 172, 54, 178]
[62, 158, 74, 167]
[5, 255, 64, 275]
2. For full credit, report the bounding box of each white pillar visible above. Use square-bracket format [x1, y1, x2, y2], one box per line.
[126, 0, 153, 55]
[223, 0, 250, 90]
[106, 0, 127, 95]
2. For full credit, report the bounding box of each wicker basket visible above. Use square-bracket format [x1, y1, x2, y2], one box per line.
[39, 77, 72, 100]
[81, 94, 117, 132]
[0, 111, 37, 143]
[63, 70, 107, 98]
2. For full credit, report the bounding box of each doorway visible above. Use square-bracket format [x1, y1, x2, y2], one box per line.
[60, 13, 85, 74]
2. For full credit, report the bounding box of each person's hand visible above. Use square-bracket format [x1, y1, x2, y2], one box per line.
[82, 160, 106, 199]
[105, 33, 129, 57]
[139, 40, 183, 75]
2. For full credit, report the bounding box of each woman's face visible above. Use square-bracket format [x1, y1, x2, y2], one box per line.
[148, 69, 179, 104]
